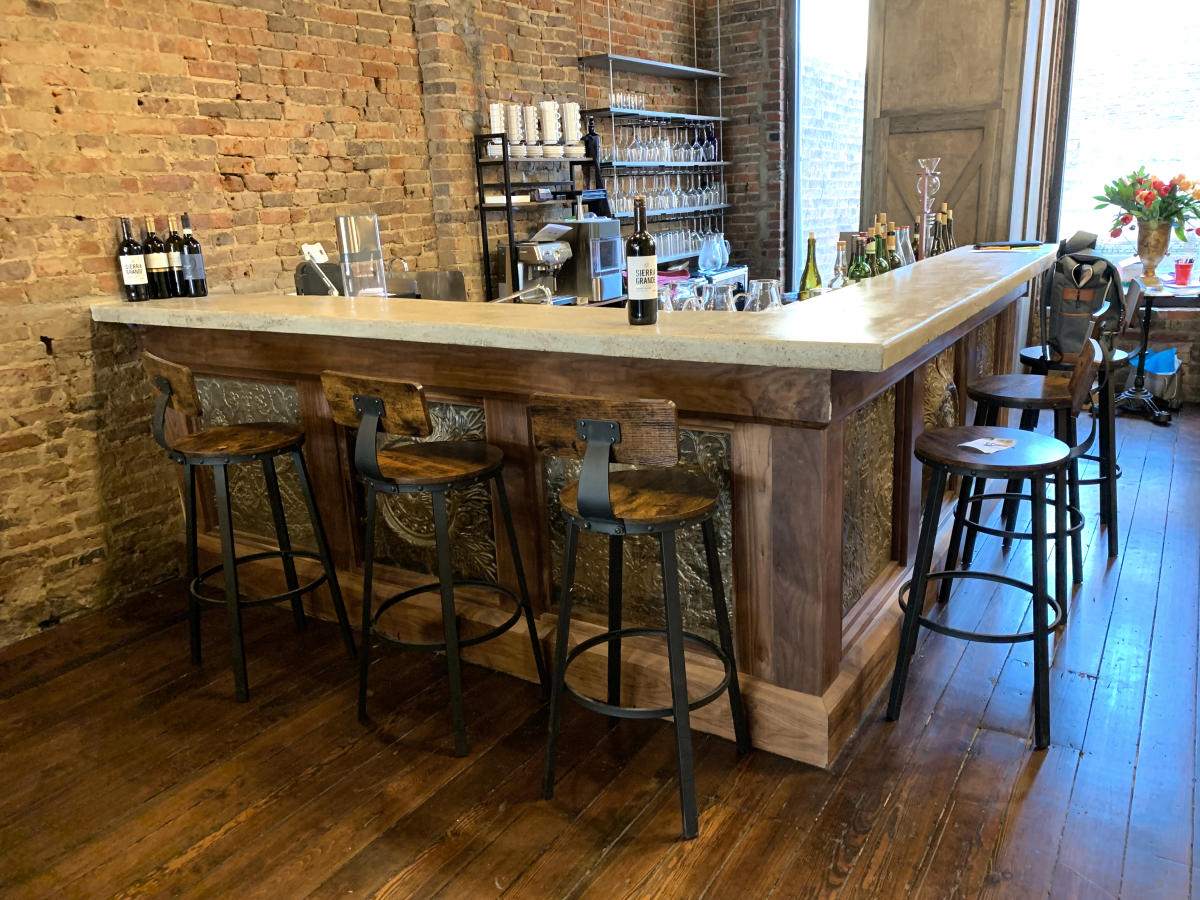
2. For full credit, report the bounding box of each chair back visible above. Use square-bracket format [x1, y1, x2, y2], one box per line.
[320, 372, 432, 437]
[529, 394, 678, 525]
[1120, 279, 1144, 336]
[1066, 338, 1101, 418]
[142, 352, 201, 416]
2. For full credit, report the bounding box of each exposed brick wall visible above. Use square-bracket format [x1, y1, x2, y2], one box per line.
[0, 0, 710, 647]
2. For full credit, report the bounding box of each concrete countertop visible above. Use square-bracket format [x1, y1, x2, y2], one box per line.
[91, 245, 1056, 373]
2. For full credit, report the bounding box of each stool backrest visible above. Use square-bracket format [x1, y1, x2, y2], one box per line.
[142, 352, 201, 416]
[528, 395, 678, 467]
[1067, 338, 1101, 417]
[321, 372, 432, 437]
[1120, 279, 1144, 336]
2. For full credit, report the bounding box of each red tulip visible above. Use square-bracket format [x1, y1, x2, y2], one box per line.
[1157, 184, 1170, 197]
[1110, 229, 1122, 238]
[1121, 214, 1133, 224]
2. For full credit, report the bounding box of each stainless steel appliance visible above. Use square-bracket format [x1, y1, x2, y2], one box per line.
[499, 240, 573, 299]
[545, 217, 624, 302]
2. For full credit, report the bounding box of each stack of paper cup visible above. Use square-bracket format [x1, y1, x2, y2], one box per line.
[538, 100, 561, 144]
[488, 102, 505, 137]
[523, 106, 541, 157]
[562, 102, 581, 144]
[505, 103, 524, 144]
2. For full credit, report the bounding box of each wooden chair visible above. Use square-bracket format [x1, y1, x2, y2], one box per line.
[321, 371, 547, 757]
[142, 352, 356, 702]
[890, 340, 1100, 750]
[529, 394, 750, 839]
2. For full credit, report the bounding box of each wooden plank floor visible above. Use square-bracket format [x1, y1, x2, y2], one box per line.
[0, 408, 1195, 899]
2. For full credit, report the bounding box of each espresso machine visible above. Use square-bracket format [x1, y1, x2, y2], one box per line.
[545, 217, 624, 303]
[498, 239, 573, 302]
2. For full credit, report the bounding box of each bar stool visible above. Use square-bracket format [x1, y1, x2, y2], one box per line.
[320, 372, 548, 757]
[531, 394, 750, 840]
[889, 340, 1099, 749]
[1015, 280, 1142, 558]
[142, 353, 356, 702]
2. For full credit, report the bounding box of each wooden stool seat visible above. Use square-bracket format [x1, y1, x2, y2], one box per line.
[171, 422, 304, 459]
[915, 425, 1069, 475]
[376, 440, 503, 486]
[1019, 344, 1130, 372]
[966, 374, 1072, 410]
[559, 468, 717, 526]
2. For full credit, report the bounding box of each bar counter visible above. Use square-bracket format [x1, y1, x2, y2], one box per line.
[92, 245, 1056, 766]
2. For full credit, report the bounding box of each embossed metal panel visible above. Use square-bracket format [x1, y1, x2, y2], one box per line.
[195, 377, 313, 548]
[841, 387, 896, 614]
[544, 429, 732, 641]
[372, 402, 498, 583]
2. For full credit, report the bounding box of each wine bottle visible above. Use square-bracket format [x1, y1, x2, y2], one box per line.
[829, 240, 848, 289]
[886, 224, 904, 270]
[847, 237, 872, 283]
[116, 217, 149, 302]
[180, 213, 208, 297]
[945, 208, 957, 250]
[911, 220, 921, 260]
[799, 231, 822, 299]
[929, 213, 946, 256]
[865, 228, 881, 276]
[142, 215, 170, 299]
[164, 215, 185, 297]
[625, 194, 658, 326]
[873, 229, 890, 275]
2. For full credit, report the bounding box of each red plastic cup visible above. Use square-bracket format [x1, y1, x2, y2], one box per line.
[1174, 259, 1194, 284]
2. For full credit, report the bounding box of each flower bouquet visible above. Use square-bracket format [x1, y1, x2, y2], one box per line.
[1095, 168, 1200, 283]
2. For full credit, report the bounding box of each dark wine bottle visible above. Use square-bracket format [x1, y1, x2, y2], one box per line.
[164, 214, 186, 297]
[142, 215, 170, 299]
[886, 225, 904, 270]
[116, 217, 149, 302]
[179, 213, 208, 297]
[847, 237, 872, 283]
[873, 229, 890, 276]
[625, 195, 658, 326]
[945, 208, 957, 250]
[799, 231, 822, 299]
[864, 228, 880, 276]
[929, 213, 946, 256]
[911, 220, 921, 260]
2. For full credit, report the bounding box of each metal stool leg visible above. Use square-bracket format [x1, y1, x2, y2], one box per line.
[939, 473, 974, 604]
[1001, 408, 1040, 549]
[607, 534, 623, 709]
[1066, 419, 1083, 585]
[493, 472, 549, 694]
[184, 462, 202, 666]
[887, 466, 948, 721]
[659, 529, 699, 839]
[543, 522, 579, 799]
[292, 450, 356, 659]
[1101, 370, 1120, 558]
[1030, 475, 1051, 749]
[358, 487, 377, 723]
[962, 403, 999, 566]
[213, 464, 249, 703]
[262, 456, 305, 632]
[431, 489, 468, 757]
[702, 519, 749, 754]
[1054, 464, 1068, 616]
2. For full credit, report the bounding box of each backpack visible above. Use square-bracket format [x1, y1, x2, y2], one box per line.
[1041, 231, 1122, 359]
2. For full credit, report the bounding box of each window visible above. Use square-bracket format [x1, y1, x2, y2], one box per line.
[790, 0, 870, 287]
[1058, 0, 1200, 265]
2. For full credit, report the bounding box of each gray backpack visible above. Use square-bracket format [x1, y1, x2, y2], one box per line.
[1042, 232, 1122, 359]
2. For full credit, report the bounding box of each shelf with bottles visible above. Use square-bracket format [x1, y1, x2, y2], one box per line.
[581, 107, 728, 123]
[578, 53, 724, 80]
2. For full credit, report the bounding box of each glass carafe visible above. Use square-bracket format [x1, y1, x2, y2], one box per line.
[698, 232, 724, 273]
[744, 279, 782, 312]
[698, 282, 742, 312]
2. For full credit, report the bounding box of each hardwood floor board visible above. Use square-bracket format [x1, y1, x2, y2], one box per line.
[1117, 848, 1191, 900]
[977, 742, 1081, 898]
[699, 816, 805, 898]
[1050, 750, 1136, 898]
[499, 726, 685, 899]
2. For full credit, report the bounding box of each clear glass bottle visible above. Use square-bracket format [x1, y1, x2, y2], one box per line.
[829, 240, 848, 289]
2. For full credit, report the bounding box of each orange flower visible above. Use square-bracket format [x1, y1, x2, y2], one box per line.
[1193, 187, 1200, 200]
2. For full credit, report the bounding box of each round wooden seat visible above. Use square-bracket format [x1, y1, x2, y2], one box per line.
[1019, 344, 1129, 371]
[966, 374, 1072, 410]
[915, 425, 1069, 476]
[376, 440, 503, 486]
[171, 422, 304, 459]
[558, 468, 717, 525]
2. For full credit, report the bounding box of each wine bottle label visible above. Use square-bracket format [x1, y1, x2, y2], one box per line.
[181, 253, 206, 280]
[167, 251, 183, 268]
[627, 256, 658, 300]
[144, 252, 168, 272]
[120, 255, 148, 285]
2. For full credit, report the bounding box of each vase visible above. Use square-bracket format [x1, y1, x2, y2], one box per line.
[1136, 221, 1171, 285]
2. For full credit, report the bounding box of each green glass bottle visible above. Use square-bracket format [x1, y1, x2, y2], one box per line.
[945, 208, 957, 250]
[911, 220, 921, 260]
[847, 237, 872, 283]
[799, 231, 823, 299]
[873, 229, 890, 275]
[886, 224, 904, 270]
[930, 213, 946, 256]
[863, 229, 878, 276]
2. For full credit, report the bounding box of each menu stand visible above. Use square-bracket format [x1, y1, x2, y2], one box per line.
[1114, 289, 1172, 426]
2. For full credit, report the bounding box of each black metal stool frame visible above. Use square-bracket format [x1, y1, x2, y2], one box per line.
[152, 376, 357, 703]
[541, 417, 750, 840]
[350, 394, 548, 758]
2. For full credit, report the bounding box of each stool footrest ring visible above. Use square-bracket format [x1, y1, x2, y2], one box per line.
[955, 490, 1083, 541]
[562, 626, 733, 720]
[899, 570, 1064, 643]
[190, 550, 327, 608]
[371, 579, 524, 652]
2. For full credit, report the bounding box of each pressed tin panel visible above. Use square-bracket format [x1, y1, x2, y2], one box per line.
[544, 429, 733, 642]
[372, 402, 498, 583]
[923, 346, 960, 432]
[841, 387, 896, 615]
[196, 377, 313, 549]
[974, 315, 999, 377]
